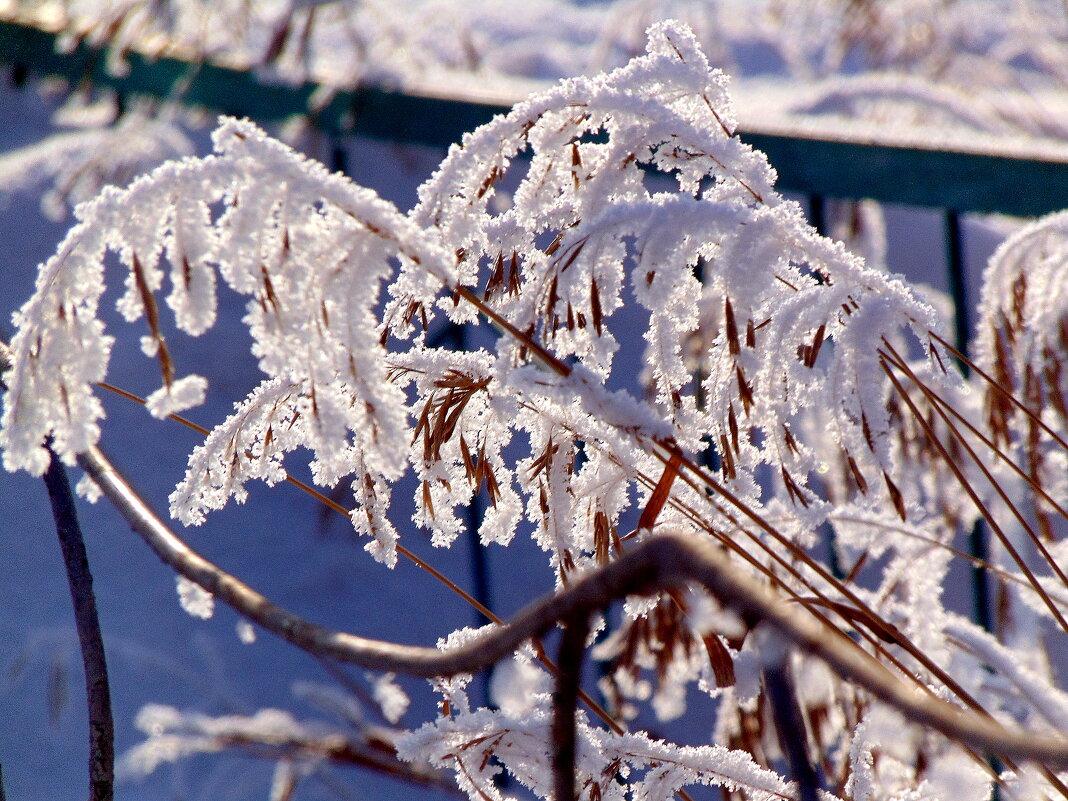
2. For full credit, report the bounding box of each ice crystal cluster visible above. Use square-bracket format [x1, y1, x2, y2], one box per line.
[4, 20, 1068, 801]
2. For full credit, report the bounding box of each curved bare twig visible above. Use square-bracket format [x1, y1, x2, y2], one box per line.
[76, 442, 1068, 769]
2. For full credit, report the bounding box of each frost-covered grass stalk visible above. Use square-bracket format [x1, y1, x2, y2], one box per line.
[5, 20, 1068, 801]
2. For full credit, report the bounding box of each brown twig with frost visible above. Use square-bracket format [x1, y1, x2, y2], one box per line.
[75, 440, 1068, 770]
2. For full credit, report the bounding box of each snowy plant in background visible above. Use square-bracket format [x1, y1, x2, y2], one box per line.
[0, 100, 194, 220]
[5, 17, 1068, 801]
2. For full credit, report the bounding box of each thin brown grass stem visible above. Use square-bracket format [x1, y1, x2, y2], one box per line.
[672, 460, 933, 666]
[453, 286, 572, 379]
[96, 382, 208, 435]
[881, 343, 1068, 594]
[829, 513, 1062, 596]
[659, 451, 999, 737]
[615, 448, 949, 712]
[880, 351, 1068, 526]
[653, 439, 1009, 731]
[881, 350, 1068, 637]
[928, 331, 1068, 455]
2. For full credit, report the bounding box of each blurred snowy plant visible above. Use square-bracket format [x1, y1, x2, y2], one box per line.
[7, 16, 1068, 801]
[120, 703, 395, 778]
[0, 102, 193, 220]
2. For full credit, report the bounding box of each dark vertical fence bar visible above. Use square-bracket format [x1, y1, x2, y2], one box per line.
[944, 210, 993, 637]
[808, 194, 827, 236]
[944, 211, 972, 368]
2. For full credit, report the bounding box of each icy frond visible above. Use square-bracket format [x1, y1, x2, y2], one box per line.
[975, 210, 1068, 445]
[2, 117, 455, 495]
[145, 374, 207, 419]
[398, 696, 826, 801]
[393, 19, 772, 425]
[973, 210, 1068, 541]
[389, 348, 524, 551]
[976, 211, 1068, 387]
[384, 16, 949, 562]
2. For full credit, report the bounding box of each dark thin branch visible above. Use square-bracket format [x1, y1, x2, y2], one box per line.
[75, 442, 1068, 769]
[552, 614, 590, 801]
[42, 452, 113, 801]
[760, 638, 821, 801]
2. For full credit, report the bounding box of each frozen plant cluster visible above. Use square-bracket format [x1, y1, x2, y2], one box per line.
[4, 19, 1068, 801]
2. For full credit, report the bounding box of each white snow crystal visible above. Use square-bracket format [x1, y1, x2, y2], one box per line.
[236, 620, 257, 644]
[370, 672, 410, 724]
[144, 375, 208, 419]
[175, 576, 214, 620]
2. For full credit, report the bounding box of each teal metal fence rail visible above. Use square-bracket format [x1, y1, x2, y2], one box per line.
[5, 14, 1068, 217]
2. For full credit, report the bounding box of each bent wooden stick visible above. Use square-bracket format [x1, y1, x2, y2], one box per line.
[78, 442, 1068, 769]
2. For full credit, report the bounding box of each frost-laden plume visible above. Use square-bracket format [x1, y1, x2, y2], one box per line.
[7, 19, 1068, 801]
[1, 117, 454, 556]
